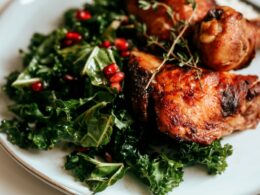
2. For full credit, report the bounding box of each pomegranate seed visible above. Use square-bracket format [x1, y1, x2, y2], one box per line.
[66, 32, 82, 42]
[120, 51, 130, 57]
[103, 63, 119, 78]
[109, 72, 125, 83]
[114, 38, 129, 51]
[63, 74, 74, 81]
[101, 40, 111, 48]
[76, 10, 92, 21]
[75, 147, 89, 153]
[104, 152, 113, 163]
[110, 82, 122, 92]
[31, 81, 43, 92]
[121, 17, 129, 25]
[62, 39, 74, 47]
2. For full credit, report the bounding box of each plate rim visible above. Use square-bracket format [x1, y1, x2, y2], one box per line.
[0, 0, 13, 15]
[0, 138, 77, 195]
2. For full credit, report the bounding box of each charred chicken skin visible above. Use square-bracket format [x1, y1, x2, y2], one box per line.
[126, 0, 216, 39]
[128, 51, 260, 145]
[195, 6, 256, 71]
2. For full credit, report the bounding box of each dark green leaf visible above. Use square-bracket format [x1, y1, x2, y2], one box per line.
[171, 141, 233, 175]
[75, 102, 114, 147]
[65, 153, 127, 192]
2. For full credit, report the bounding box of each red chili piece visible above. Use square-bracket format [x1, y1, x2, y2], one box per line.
[114, 38, 129, 51]
[103, 63, 119, 78]
[76, 10, 92, 21]
[101, 40, 111, 48]
[110, 82, 122, 92]
[109, 72, 125, 83]
[31, 81, 43, 92]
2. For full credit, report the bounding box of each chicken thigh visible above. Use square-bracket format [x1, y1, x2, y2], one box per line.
[127, 51, 260, 145]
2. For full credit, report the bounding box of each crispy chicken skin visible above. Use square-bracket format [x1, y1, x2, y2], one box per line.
[250, 18, 260, 49]
[128, 51, 260, 145]
[195, 6, 256, 71]
[126, 0, 216, 39]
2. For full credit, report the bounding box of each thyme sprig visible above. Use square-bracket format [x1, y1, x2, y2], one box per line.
[138, 0, 201, 89]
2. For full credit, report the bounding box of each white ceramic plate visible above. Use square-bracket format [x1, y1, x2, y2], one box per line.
[0, 1, 260, 195]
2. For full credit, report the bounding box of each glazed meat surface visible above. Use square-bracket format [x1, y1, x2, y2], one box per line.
[126, 0, 216, 39]
[128, 51, 260, 144]
[250, 18, 260, 49]
[195, 6, 256, 71]
[127, 1, 257, 71]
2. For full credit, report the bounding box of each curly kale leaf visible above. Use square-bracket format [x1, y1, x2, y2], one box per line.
[123, 151, 183, 195]
[60, 46, 116, 87]
[116, 127, 184, 195]
[171, 141, 233, 175]
[9, 103, 47, 123]
[74, 101, 114, 148]
[0, 120, 35, 148]
[65, 153, 127, 193]
[1, 96, 117, 150]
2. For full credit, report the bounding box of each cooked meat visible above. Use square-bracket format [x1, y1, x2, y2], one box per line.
[128, 51, 260, 145]
[127, 1, 257, 71]
[195, 6, 256, 71]
[126, 0, 216, 39]
[250, 18, 260, 49]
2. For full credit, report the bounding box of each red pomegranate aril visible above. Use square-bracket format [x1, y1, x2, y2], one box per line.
[109, 72, 125, 83]
[104, 152, 113, 163]
[76, 10, 92, 21]
[103, 63, 119, 78]
[101, 40, 111, 48]
[110, 82, 122, 92]
[75, 147, 89, 153]
[120, 51, 130, 57]
[63, 74, 74, 81]
[115, 38, 129, 51]
[63, 39, 74, 47]
[31, 81, 43, 92]
[121, 17, 129, 25]
[66, 32, 82, 42]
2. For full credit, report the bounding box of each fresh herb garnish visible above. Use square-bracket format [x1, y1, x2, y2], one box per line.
[138, 0, 202, 89]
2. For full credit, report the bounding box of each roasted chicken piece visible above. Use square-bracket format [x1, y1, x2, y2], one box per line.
[127, 51, 260, 145]
[127, 1, 258, 71]
[250, 18, 260, 49]
[126, 0, 216, 39]
[195, 6, 256, 71]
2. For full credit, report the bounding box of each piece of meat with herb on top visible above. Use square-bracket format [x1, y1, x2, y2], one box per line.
[127, 51, 260, 145]
[126, 0, 216, 39]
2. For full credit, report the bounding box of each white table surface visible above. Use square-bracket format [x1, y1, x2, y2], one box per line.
[0, 147, 64, 195]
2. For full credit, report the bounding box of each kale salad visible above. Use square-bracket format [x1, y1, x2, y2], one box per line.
[0, 1, 232, 194]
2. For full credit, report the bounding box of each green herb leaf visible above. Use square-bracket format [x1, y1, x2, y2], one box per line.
[117, 127, 184, 195]
[75, 102, 114, 148]
[65, 153, 127, 193]
[171, 141, 233, 175]
[81, 47, 116, 87]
